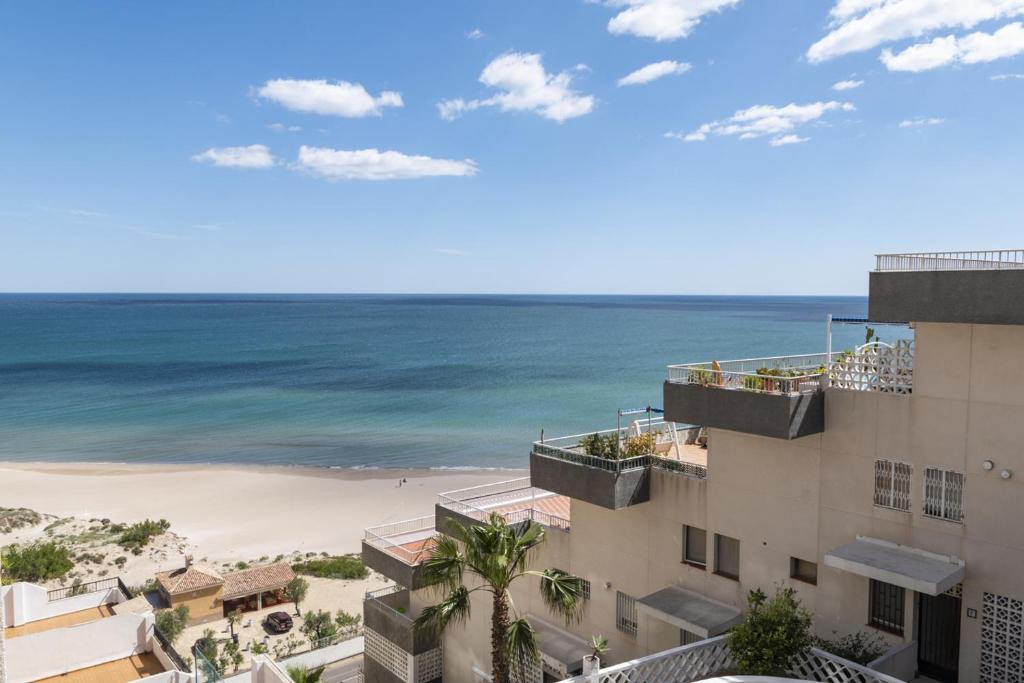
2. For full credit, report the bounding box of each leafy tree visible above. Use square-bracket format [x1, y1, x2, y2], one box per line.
[334, 609, 361, 632]
[2, 542, 74, 583]
[728, 586, 813, 676]
[300, 609, 339, 645]
[415, 514, 584, 683]
[220, 639, 244, 673]
[155, 605, 191, 643]
[194, 629, 221, 674]
[287, 664, 326, 683]
[285, 576, 309, 616]
[227, 608, 243, 639]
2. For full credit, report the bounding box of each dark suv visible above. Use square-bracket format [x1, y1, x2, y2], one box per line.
[264, 611, 293, 633]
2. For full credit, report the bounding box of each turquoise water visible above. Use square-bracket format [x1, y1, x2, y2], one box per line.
[0, 294, 883, 469]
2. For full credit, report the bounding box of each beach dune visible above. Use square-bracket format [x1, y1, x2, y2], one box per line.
[0, 462, 524, 563]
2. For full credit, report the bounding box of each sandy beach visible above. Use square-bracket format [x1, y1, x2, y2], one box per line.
[0, 461, 525, 567]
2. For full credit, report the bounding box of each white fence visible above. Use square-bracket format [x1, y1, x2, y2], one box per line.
[557, 635, 907, 683]
[1, 581, 125, 627]
[667, 353, 837, 396]
[364, 515, 436, 564]
[829, 341, 913, 395]
[876, 250, 1024, 272]
[439, 479, 571, 531]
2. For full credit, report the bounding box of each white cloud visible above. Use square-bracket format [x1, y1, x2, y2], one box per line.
[267, 123, 302, 133]
[466, 28, 485, 39]
[191, 145, 275, 169]
[674, 101, 855, 146]
[899, 116, 945, 127]
[769, 134, 810, 146]
[434, 248, 471, 256]
[881, 22, 1024, 71]
[438, 53, 595, 123]
[832, 78, 865, 90]
[194, 223, 226, 231]
[254, 79, 403, 118]
[808, 0, 1024, 63]
[617, 60, 692, 86]
[992, 71, 1024, 78]
[293, 146, 478, 181]
[603, 0, 741, 41]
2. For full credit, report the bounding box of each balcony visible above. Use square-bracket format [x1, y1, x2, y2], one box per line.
[664, 354, 832, 440]
[529, 421, 708, 510]
[362, 516, 436, 589]
[363, 585, 442, 683]
[555, 634, 908, 683]
[436, 477, 571, 534]
[870, 249, 1024, 325]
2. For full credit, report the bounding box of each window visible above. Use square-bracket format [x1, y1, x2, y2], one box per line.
[579, 578, 591, 601]
[680, 629, 701, 646]
[874, 459, 912, 511]
[714, 534, 740, 580]
[790, 557, 817, 585]
[683, 525, 707, 567]
[869, 579, 905, 635]
[923, 467, 964, 522]
[616, 591, 638, 636]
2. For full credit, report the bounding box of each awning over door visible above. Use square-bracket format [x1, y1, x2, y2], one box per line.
[530, 616, 591, 678]
[636, 586, 741, 638]
[824, 536, 965, 596]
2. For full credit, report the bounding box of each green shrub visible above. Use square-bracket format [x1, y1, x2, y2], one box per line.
[578, 433, 619, 459]
[117, 519, 170, 551]
[814, 630, 889, 665]
[155, 605, 190, 643]
[292, 555, 368, 580]
[728, 586, 813, 676]
[1, 542, 74, 583]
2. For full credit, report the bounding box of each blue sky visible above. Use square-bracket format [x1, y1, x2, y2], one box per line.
[2, 1, 1022, 294]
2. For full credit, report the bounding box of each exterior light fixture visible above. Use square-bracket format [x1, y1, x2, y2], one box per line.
[1001, 469, 1013, 480]
[982, 460, 995, 471]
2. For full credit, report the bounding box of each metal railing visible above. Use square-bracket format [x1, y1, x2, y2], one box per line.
[46, 576, 125, 602]
[667, 352, 837, 396]
[876, 250, 1024, 272]
[365, 585, 414, 626]
[154, 622, 192, 673]
[364, 515, 436, 565]
[438, 479, 571, 531]
[557, 634, 908, 683]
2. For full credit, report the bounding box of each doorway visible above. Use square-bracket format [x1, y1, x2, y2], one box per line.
[917, 590, 961, 682]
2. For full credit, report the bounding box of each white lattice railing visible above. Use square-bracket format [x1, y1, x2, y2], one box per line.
[439, 479, 571, 531]
[557, 635, 908, 683]
[829, 341, 913, 395]
[667, 353, 837, 396]
[876, 250, 1024, 272]
[364, 515, 436, 565]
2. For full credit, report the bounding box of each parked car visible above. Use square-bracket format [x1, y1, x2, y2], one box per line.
[264, 611, 293, 633]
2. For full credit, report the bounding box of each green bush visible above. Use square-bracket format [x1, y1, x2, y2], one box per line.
[1, 542, 74, 583]
[117, 519, 170, 551]
[155, 605, 190, 643]
[292, 555, 368, 580]
[728, 587, 813, 676]
[578, 433, 619, 459]
[814, 630, 889, 665]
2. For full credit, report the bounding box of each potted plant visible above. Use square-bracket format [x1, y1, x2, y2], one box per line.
[583, 635, 609, 681]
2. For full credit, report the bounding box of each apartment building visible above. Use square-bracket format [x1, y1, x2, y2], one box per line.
[361, 250, 1024, 683]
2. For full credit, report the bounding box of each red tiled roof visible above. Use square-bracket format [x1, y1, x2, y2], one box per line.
[155, 564, 224, 595]
[221, 563, 295, 600]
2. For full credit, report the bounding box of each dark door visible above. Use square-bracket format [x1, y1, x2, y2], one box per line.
[918, 591, 961, 682]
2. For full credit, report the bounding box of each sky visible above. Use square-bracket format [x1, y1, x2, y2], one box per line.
[2, 0, 1023, 295]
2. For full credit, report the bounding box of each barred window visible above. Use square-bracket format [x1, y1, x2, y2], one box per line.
[869, 579, 905, 635]
[616, 591, 638, 636]
[923, 467, 964, 523]
[579, 578, 591, 600]
[874, 459, 912, 511]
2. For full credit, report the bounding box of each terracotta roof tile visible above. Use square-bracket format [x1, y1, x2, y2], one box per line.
[155, 564, 224, 595]
[221, 563, 296, 600]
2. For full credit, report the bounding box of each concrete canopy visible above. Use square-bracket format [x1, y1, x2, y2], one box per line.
[824, 536, 965, 596]
[636, 586, 741, 639]
[530, 616, 591, 674]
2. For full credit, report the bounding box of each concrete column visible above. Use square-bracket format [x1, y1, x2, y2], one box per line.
[258, 592, 263, 610]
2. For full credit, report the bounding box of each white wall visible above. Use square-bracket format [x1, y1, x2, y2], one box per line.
[5, 612, 154, 683]
[0, 581, 123, 627]
[251, 655, 293, 683]
[221, 636, 364, 683]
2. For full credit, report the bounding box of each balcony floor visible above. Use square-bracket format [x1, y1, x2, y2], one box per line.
[380, 528, 437, 564]
[32, 653, 164, 683]
[4, 604, 115, 639]
[661, 442, 708, 469]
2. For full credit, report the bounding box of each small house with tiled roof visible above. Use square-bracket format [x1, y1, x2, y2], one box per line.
[155, 557, 296, 625]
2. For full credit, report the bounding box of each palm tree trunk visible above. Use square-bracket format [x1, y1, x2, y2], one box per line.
[491, 591, 511, 683]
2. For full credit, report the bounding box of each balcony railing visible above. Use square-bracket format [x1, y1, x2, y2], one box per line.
[557, 634, 907, 683]
[438, 478, 571, 531]
[366, 584, 415, 626]
[667, 353, 836, 396]
[46, 576, 129, 602]
[532, 421, 708, 479]
[876, 249, 1024, 272]
[364, 515, 436, 566]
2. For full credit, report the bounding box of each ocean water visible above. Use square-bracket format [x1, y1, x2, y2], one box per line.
[0, 294, 888, 469]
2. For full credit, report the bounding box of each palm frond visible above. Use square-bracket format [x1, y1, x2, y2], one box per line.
[505, 617, 540, 683]
[413, 585, 472, 635]
[418, 533, 465, 592]
[535, 568, 585, 625]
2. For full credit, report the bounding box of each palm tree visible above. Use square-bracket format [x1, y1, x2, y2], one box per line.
[287, 664, 326, 682]
[414, 514, 585, 683]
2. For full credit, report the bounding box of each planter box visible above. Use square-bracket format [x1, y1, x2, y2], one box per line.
[663, 380, 824, 440]
[528, 451, 650, 510]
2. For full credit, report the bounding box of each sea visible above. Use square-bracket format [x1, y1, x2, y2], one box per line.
[0, 294, 895, 470]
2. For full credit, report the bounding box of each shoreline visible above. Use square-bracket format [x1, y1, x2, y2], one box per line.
[0, 460, 526, 569]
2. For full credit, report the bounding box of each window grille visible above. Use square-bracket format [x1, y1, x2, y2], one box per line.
[874, 460, 912, 511]
[579, 578, 591, 600]
[923, 467, 964, 522]
[616, 591, 638, 636]
[868, 579, 905, 635]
